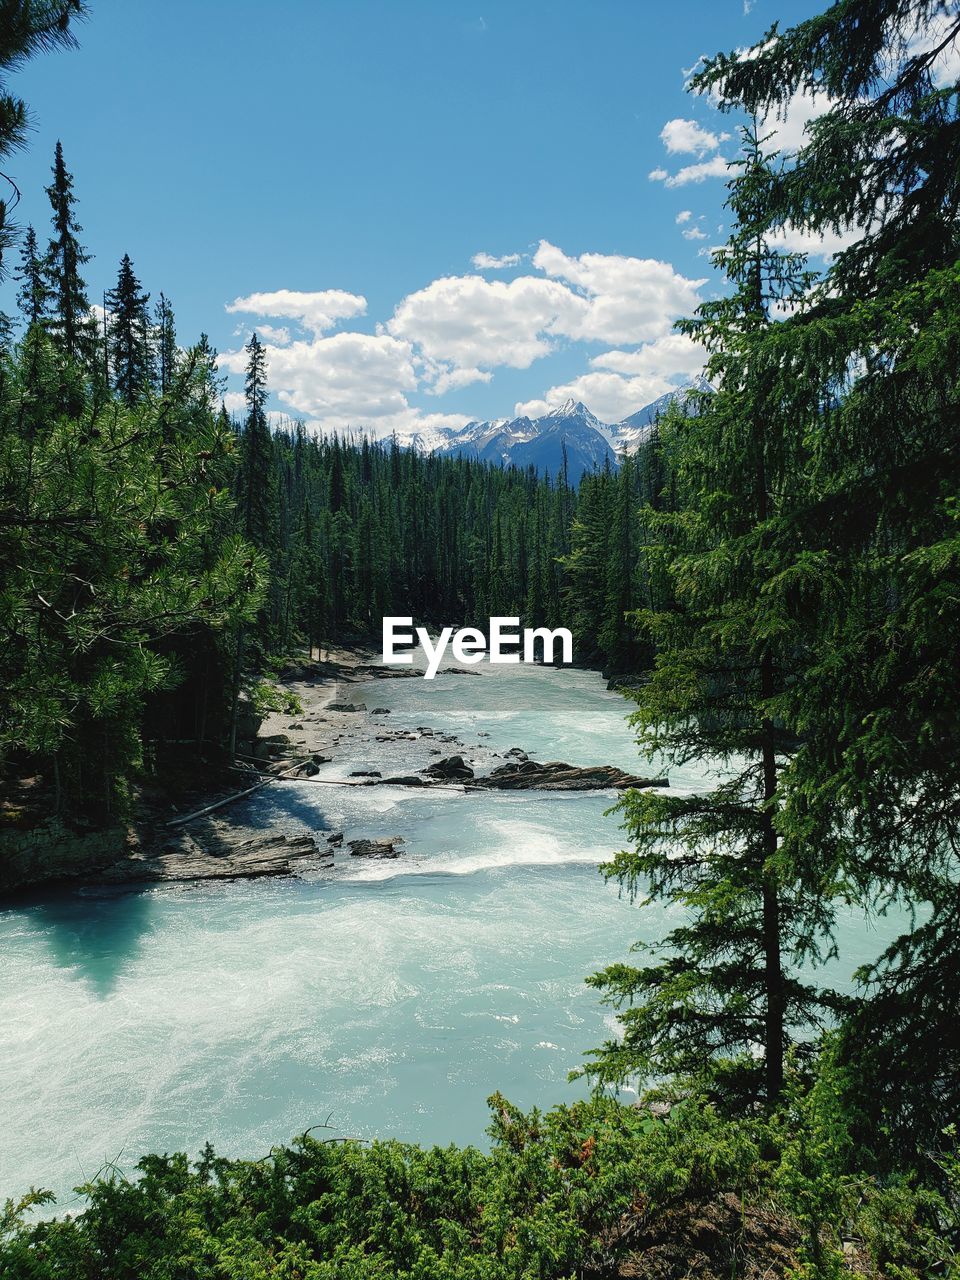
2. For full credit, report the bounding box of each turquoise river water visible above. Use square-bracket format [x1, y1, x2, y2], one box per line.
[0, 661, 903, 1209]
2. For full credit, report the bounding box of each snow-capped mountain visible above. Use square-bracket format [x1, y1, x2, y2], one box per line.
[394, 379, 711, 483]
[428, 398, 616, 483]
[602, 375, 713, 455]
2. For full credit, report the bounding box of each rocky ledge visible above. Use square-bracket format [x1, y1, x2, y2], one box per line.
[409, 754, 665, 791]
[475, 759, 666, 791]
[99, 832, 333, 885]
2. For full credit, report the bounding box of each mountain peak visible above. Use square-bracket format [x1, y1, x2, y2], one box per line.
[550, 397, 589, 416]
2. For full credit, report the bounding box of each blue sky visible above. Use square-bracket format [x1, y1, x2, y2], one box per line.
[3, 0, 826, 434]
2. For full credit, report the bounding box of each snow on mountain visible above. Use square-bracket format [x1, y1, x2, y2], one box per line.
[385, 380, 712, 482]
[432, 400, 615, 483]
[603, 375, 713, 455]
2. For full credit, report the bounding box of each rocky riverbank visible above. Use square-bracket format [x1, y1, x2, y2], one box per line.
[1, 646, 666, 895]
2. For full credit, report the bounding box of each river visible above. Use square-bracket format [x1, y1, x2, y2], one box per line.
[0, 661, 902, 1208]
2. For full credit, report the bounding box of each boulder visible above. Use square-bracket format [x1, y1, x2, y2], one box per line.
[350, 769, 382, 778]
[347, 836, 405, 859]
[421, 754, 474, 780]
[475, 761, 667, 792]
[328, 702, 367, 713]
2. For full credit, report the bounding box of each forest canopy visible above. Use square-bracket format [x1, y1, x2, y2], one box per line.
[1, 0, 960, 1276]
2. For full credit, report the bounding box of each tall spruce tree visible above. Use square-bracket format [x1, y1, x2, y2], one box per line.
[106, 253, 153, 404]
[156, 292, 178, 393]
[693, 0, 960, 1152]
[238, 331, 277, 551]
[15, 225, 50, 328]
[585, 129, 834, 1110]
[44, 140, 94, 364]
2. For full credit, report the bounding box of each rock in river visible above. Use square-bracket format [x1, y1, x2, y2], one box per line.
[474, 760, 666, 791]
[421, 755, 474, 780]
[347, 836, 405, 859]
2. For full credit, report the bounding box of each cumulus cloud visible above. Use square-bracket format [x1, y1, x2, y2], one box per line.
[219, 331, 420, 433]
[386, 243, 703, 386]
[222, 390, 247, 416]
[516, 333, 705, 423]
[676, 210, 693, 224]
[255, 324, 292, 345]
[653, 154, 732, 187]
[530, 241, 704, 343]
[472, 251, 522, 269]
[660, 118, 729, 155]
[225, 288, 367, 335]
[388, 272, 584, 373]
[221, 241, 706, 436]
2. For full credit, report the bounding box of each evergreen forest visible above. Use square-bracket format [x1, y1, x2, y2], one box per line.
[1, 1, 960, 1276]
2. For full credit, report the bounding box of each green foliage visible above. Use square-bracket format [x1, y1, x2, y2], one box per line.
[249, 680, 302, 720]
[0, 327, 265, 817]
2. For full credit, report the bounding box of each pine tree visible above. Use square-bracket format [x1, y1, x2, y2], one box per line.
[238, 332, 277, 552]
[585, 129, 832, 1110]
[44, 140, 94, 365]
[694, 0, 960, 1149]
[106, 253, 153, 404]
[156, 292, 178, 394]
[15, 226, 50, 328]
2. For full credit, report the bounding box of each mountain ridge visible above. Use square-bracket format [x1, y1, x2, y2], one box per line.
[397, 377, 711, 483]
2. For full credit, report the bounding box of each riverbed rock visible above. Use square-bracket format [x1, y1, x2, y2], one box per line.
[474, 760, 667, 791]
[421, 755, 474, 780]
[328, 702, 367, 713]
[371, 708, 391, 715]
[326, 832, 344, 845]
[350, 769, 382, 778]
[99, 832, 333, 885]
[382, 774, 429, 786]
[347, 836, 405, 858]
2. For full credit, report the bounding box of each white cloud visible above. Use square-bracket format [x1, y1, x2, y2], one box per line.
[219, 330, 426, 436]
[427, 364, 493, 396]
[769, 220, 864, 260]
[652, 154, 732, 187]
[530, 241, 705, 343]
[225, 288, 366, 335]
[676, 210, 693, 224]
[387, 244, 704, 387]
[682, 225, 707, 240]
[222, 390, 246, 416]
[387, 272, 584, 374]
[760, 88, 835, 155]
[256, 324, 292, 345]
[516, 332, 705, 423]
[222, 242, 705, 435]
[471, 251, 522, 269]
[660, 118, 729, 155]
